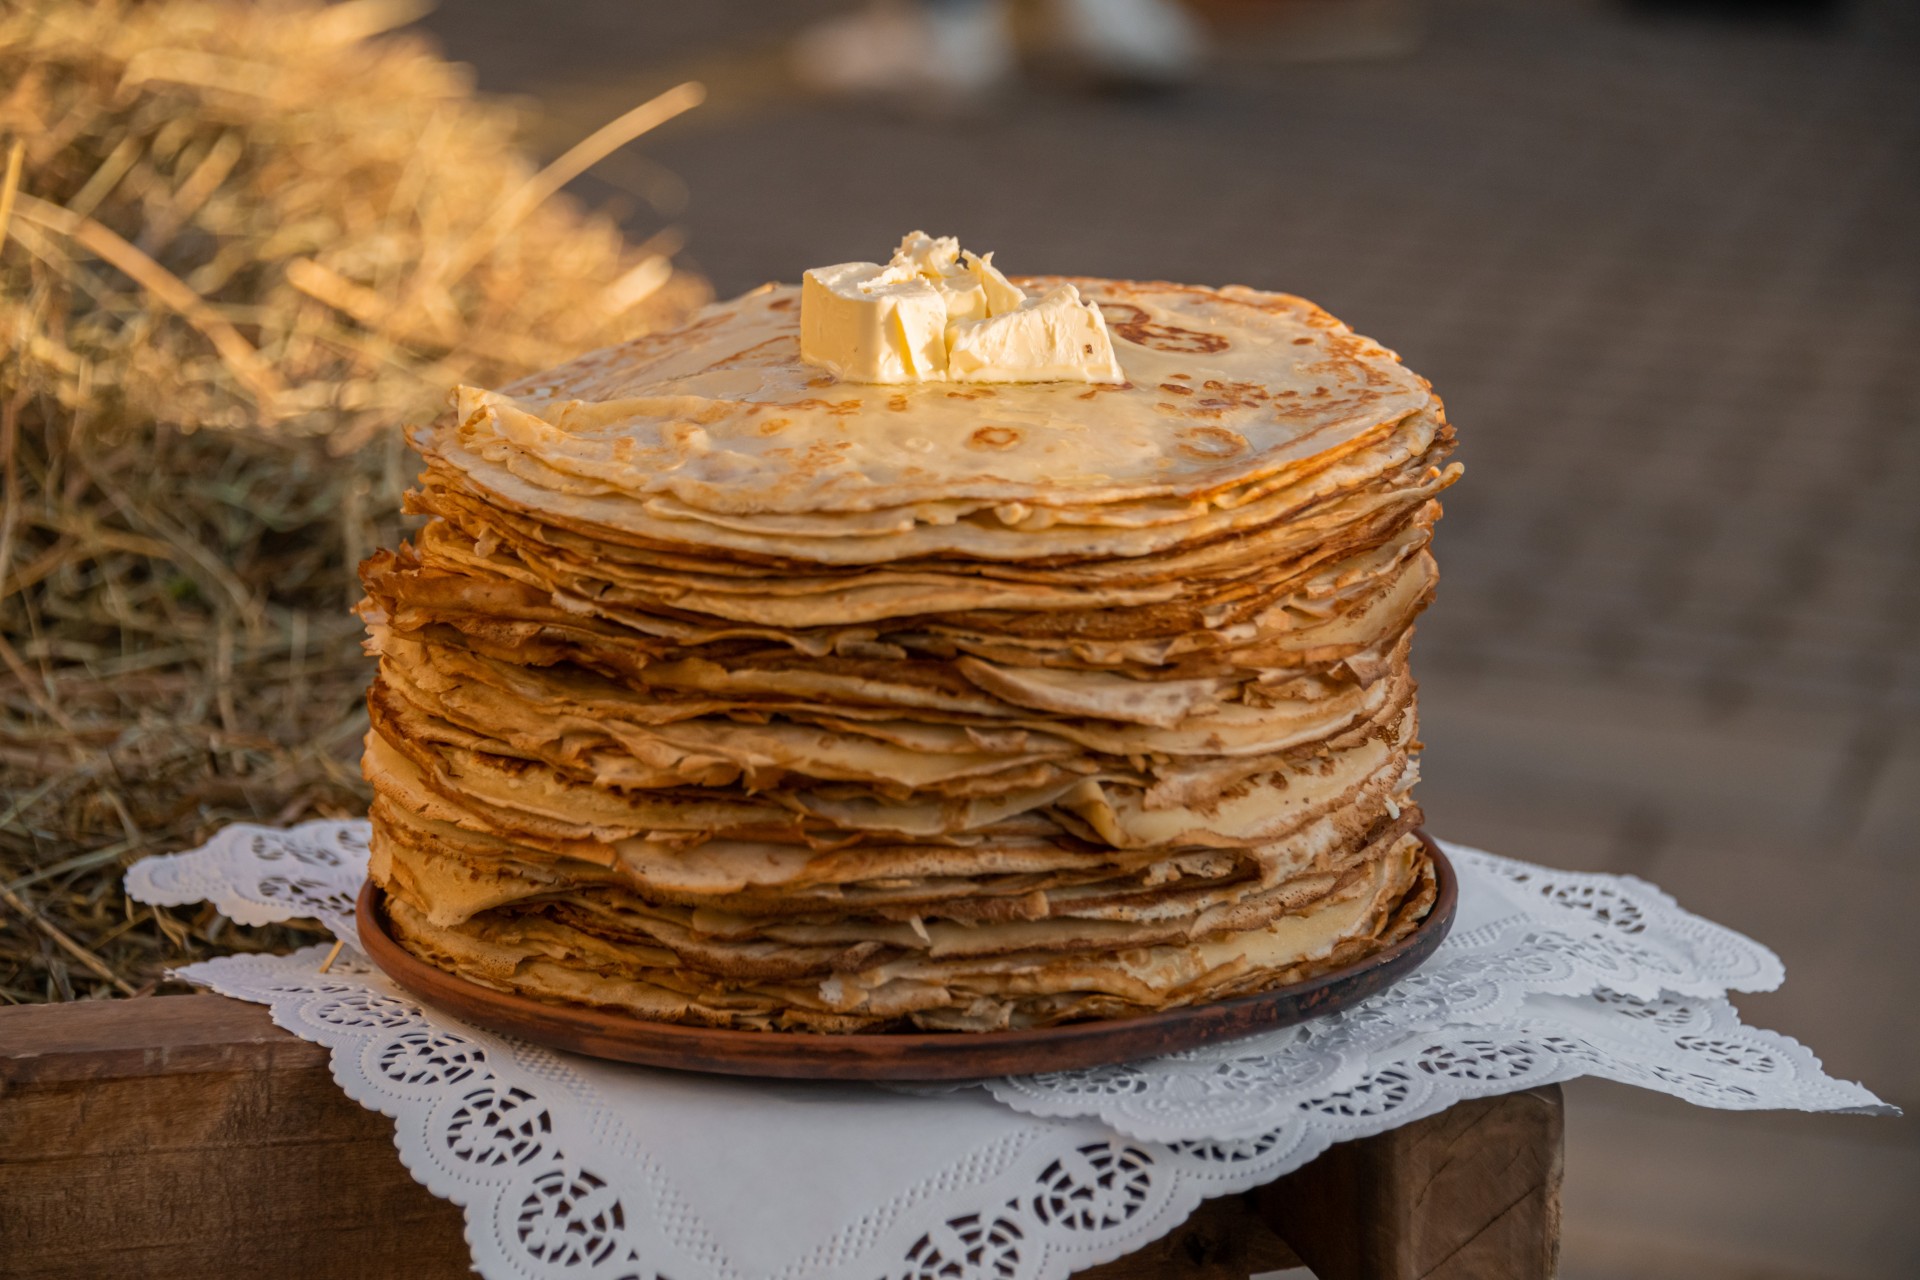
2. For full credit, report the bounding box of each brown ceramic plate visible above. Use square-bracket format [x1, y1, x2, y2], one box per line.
[356, 831, 1455, 1080]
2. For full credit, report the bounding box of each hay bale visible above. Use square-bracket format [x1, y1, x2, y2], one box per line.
[0, 0, 709, 1000]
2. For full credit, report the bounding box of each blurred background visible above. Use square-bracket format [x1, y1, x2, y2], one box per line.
[4, 0, 1916, 1274]
[407, 4, 1920, 1273]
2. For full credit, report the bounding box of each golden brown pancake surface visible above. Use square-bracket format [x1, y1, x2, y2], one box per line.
[360, 277, 1458, 1032]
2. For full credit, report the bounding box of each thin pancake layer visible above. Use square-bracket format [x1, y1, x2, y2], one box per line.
[453, 280, 1436, 519]
[380, 832, 1432, 1031]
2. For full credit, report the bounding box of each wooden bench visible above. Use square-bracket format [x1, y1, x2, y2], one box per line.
[0, 995, 1562, 1279]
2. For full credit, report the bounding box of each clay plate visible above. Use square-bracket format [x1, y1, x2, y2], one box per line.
[356, 832, 1456, 1080]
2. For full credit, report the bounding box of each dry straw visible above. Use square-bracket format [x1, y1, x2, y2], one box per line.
[0, 0, 708, 1001]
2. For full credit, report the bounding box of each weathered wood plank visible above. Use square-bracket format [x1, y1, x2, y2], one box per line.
[1256, 1084, 1565, 1280]
[1073, 1192, 1301, 1278]
[1, 994, 1562, 1280]
[0, 989, 320, 1082]
[0, 994, 469, 1280]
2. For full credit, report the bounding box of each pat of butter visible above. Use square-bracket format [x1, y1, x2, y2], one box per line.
[802, 261, 950, 382]
[799, 232, 1124, 385]
[947, 284, 1125, 383]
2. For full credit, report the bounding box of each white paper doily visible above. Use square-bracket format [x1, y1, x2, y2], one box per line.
[128, 822, 1888, 1280]
[126, 818, 365, 943]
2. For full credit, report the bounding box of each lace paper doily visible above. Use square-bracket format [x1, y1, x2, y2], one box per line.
[126, 819, 365, 943]
[128, 822, 1887, 1280]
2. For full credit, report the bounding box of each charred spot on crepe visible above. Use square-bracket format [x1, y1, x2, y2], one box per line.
[356, 269, 1460, 1032]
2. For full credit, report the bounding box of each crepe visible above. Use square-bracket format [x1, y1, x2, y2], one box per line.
[380, 831, 1435, 1031]
[358, 273, 1459, 1032]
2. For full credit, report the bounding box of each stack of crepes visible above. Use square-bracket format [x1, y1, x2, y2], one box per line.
[357, 269, 1463, 1032]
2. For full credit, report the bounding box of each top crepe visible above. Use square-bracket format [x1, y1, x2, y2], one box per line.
[427, 279, 1435, 526]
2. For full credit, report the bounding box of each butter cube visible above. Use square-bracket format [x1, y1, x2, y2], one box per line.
[947, 284, 1124, 384]
[799, 234, 1125, 385]
[801, 261, 950, 383]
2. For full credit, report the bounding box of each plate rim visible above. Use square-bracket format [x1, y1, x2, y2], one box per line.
[355, 831, 1456, 1079]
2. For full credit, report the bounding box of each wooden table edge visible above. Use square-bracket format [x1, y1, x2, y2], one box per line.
[0, 992, 1563, 1280]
